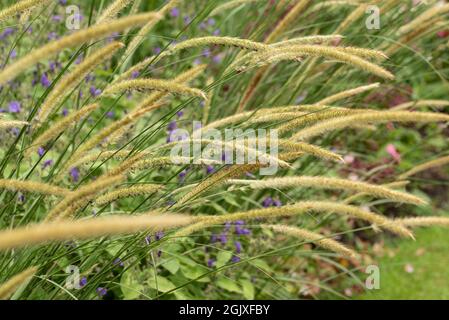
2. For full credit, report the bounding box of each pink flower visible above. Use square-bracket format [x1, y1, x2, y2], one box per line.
[386, 144, 401, 162]
[437, 30, 449, 38]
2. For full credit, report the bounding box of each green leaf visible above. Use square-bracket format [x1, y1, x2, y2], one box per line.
[181, 265, 210, 282]
[240, 279, 255, 300]
[216, 251, 232, 268]
[120, 270, 144, 300]
[147, 274, 176, 293]
[216, 277, 242, 294]
[251, 259, 273, 273]
[161, 259, 180, 275]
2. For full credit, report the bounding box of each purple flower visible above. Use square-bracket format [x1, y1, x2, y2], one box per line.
[38, 147, 45, 157]
[113, 258, 124, 267]
[41, 73, 51, 87]
[106, 111, 114, 119]
[202, 48, 211, 57]
[194, 122, 202, 130]
[145, 235, 151, 245]
[96, 287, 107, 297]
[59, 0, 67, 4]
[18, 193, 25, 203]
[52, 15, 63, 22]
[235, 220, 245, 226]
[155, 231, 164, 240]
[235, 224, 251, 235]
[206, 165, 215, 175]
[273, 199, 282, 207]
[49, 61, 58, 73]
[8, 101, 21, 113]
[0, 27, 15, 40]
[207, 259, 215, 267]
[176, 110, 184, 118]
[70, 167, 80, 182]
[183, 15, 191, 25]
[219, 233, 227, 245]
[210, 234, 218, 243]
[90, 86, 101, 97]
[9, 49, 17, 59]
[235, 241, 242, 253]
[170, 7, 180, 17]
[10, 128, 20, 136]
[262, 197, 273, 208]
[131, 70, 140, 79]
[178, 170, 187, 182]
[207, 18, 216, 26]
[157, 250, 162, 257]
[212, 54, 222, 63]
[62, 108, 68, 116]
[79, 277, 87, 288]
[47, 32, 58, 41]
[231, 256, 241, 263]
[74, 13, 83, 21]
[85, 73, 95, 83]
[167, 121, 177, 131]
[42, 159, 53, 169]
[153, 47, 162, 55]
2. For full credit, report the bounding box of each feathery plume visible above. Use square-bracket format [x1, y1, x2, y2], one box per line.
[130, 157, 222, 172]
[228, 176, 426, 205]
[0, 214, 193, 251]
[244, 45, 394, 79]
[28, 104, 100, 157]
[178, 201, 413, 238]
[271, 35, 345, 47]
[95, 184, 161, 206]
[397, 217, 449, 228]
[334, 4, 368, 34]
[70, 150, 138, 168]
[96, 0, 134, 24]
[173, 164, 259, 208]
[398, 156, 449, 180]
[0, 179, 69, 196]
[0, 267, 38, 300]
[236, 0, 312, 112]
[391, 100, 449, 111]
[163, 36, 270, 56]
[103, 79, 207, 100]
[398, 3, 449, 35]
[120, 0, 180, 64]
[265, 0, 312, 43]
[0, 120, 29, 129]
[209, 0, 261, 16]
[135, 64, 207, 109]
[45, 175, 125, 221]
[262, 224, 358, 258]
[35, 42, 124, 127]
[58, 104, 162, 178]
[343, 180, 410, 204]
[293, 111, 449, 140]
[0, 12, 161, 85]
[277, 108, 365, 135]
[317, 83, 380, 105]
[0, 0, 50, 22]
